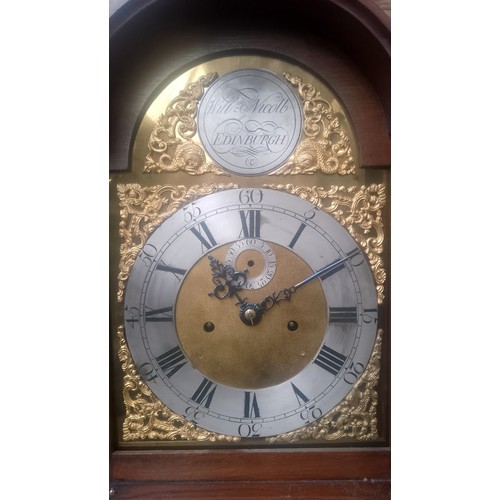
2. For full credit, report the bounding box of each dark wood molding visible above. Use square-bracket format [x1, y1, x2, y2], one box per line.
[111, 479, 391, 500]
[110, 479, 390, 499]
[110, 449, 390, 498]
[111, 449, 390, 482]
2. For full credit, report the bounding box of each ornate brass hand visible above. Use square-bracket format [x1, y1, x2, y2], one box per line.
[237, 249, 362, 326]
[207, 254, 247, 303]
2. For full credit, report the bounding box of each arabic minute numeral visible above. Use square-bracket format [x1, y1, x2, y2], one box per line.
[183, 203, 202, 223]
[238, 423, 263, 438]
[184, 406, 206, 424]
[347, 247, 365, 267]
[362, 308, 378, 324]
[239, 188, 263, 204]
[300, 405, 323, 423]
[137, 362, 158, 383]
[139, 243, 158, 268]
[125, 305, 140, 328]
[343, 361, 365, 385]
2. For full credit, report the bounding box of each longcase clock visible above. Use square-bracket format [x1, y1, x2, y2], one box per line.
[109, 1, 390, 497]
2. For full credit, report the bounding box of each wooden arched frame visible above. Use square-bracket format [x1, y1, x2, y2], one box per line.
[110, 0, 390, 497]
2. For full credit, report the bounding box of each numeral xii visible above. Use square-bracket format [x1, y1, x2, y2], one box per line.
[240, 210, 261, 238]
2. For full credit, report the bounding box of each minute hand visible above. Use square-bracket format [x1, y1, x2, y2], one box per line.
[293, 249, 361, 290]
[246, 249, 362, 318]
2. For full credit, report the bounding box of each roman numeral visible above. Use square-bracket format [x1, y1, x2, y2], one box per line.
[314, 345, 347, 376]
[145, 306, 173, 322]
[291, 383, 309, 405]
[239, 210, 261, 238]
[288, 223, 306, 249]
[329, 306, 358, 323]
[156, 346, 187, 378]
[190, 221, 217, 250]
[156, 262, 187, 280]
[243, 391, 260, 418]
[191, 378, 217, 409]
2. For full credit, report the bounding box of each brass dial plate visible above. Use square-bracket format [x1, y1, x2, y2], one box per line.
[120, 187, 380, 438]
[176, 243, 327, 389]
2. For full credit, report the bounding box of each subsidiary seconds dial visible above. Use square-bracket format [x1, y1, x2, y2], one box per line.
[123, 188, 378, 437]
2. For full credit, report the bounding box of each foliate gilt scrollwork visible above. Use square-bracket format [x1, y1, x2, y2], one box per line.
[265, 183, 386, 303]
[267, 329, 382, 443]
[269, 73, 356, 176]
[116, 183, 239, 302]
[144, 73, 228, 175]
[118, 326, 240, 442]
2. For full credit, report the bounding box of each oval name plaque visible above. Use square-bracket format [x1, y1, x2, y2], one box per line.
[198, 69, 302, 175]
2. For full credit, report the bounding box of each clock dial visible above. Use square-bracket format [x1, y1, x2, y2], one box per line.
[124, 188, 378, 437]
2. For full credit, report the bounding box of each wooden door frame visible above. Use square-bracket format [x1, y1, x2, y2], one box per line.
[110, 1, 390, 497]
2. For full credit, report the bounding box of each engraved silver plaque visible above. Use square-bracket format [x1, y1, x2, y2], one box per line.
[198, 69, 302, 175]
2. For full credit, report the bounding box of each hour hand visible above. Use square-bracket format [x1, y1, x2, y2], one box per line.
[207, 254, 247, 302]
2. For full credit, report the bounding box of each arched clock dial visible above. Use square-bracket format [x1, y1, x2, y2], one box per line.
[124, 188, 378, 437]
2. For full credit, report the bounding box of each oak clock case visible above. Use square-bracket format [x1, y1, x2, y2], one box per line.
[110, 55, 387, 446]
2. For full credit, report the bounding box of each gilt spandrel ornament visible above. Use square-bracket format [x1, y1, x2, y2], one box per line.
[116, 182, 239, 302]
[270, 74, 356, 176]
[143, 70, 357, 176]
[144, 73, 228, 175]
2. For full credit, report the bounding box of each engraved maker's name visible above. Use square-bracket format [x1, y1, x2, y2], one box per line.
[205, 89, 290, 115]
[213, 133, 287, 146]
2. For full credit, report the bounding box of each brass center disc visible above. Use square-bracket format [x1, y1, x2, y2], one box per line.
[175, 242, 327, 390]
